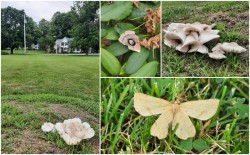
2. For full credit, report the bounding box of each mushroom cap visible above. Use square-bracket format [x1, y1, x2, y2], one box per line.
[220, 42, 247, 53]
[212, 43, 225, 54]
[163, 30, 185, 47]
[55, 122, 64, 135]
[163, 31, 181, 47]
[54, 118, 95, 145]
[190, 31, 199, 41]
[184, 23, 203, 34]
[208, 51, 227, 59]
[197, 44, 209, 54]
[176, 33, 200, 53]
[167, 23, 186, 32]
[176, 44, 189, 53]
[42, 122, 55, 132]
[118, 30, 141, 52]
[82, 122, 95, 139]
[192, 22, 216, 31]
[182, 33, 198, 47]
[199, 30, 220, 44]
[188, 44, 208, 54]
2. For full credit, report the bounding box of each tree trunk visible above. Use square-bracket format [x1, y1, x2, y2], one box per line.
[10, 47, 14, 55]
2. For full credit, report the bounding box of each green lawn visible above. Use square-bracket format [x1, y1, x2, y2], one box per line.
[1, 52, 99, 154]
[1, 49, 47, 55]
[162, 1, 249, 77]
[101, 78, 249, 154]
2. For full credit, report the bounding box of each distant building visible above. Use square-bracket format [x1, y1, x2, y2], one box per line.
[31, 43, 39, 50]
[54, 37, 81, 53]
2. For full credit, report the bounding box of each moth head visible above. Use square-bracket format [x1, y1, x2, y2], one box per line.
[118, 30, 141, 52]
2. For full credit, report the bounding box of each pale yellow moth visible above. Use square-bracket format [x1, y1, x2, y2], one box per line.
[134, 93, 219, 140]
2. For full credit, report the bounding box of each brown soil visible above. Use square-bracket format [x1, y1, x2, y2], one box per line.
[46, 104, 99, 124]
[7, 129, 66, 154]
[5, 100, 31, 113]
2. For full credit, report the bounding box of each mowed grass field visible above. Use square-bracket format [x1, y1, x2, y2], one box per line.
[1, 51, 99, 154]
[162, 1, 249, 77]
[101, 78, 249, 154]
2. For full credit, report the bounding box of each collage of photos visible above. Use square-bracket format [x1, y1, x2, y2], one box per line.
[1, 1, 249, 155]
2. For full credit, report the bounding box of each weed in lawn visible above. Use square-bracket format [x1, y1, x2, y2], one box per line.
[101, 78, 249, 154]
[162, 1, 249, 77]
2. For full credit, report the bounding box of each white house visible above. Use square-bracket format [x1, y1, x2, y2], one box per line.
[54, 37, 81, 53]
[54, 37, 98, 54]
[31, 43, 39, 50]
[54, 37, 72, 53]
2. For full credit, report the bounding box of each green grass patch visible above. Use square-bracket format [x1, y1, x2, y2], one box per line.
[101, 78, 249, 154]
[162, 1, 249, 77]
[1, 49, 47, 55]
[1, 54, 99, 153]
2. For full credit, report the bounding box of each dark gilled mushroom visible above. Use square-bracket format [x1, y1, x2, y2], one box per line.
[118, 30, 141, 52]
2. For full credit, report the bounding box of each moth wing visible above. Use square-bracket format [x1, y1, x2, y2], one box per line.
[134, 93, 170, 116]
[172, 108, 196, 140]
[180, 99, 219, 120]
[150, 106, 173, 139]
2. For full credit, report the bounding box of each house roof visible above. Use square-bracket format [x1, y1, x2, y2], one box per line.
[55, 37, 73, 44]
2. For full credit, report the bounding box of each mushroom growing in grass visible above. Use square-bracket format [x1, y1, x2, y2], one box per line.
[41, 122, 55, 132]
[208, 42, 247, 59]
[163, 22, 219, 54]
[42, 118, 95, 145]
[164, 22, 247, 59]
[55, 118, 95, 145]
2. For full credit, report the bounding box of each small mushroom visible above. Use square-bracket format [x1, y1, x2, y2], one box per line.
[220, 42, 247, 53]
[208, 51, 227, 59]
[41, 122, 55, 132]
[212, 43, 225, 54]
[118, 30, 141, 52]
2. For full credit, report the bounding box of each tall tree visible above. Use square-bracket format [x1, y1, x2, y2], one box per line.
[38, 35, 54, 52]
[70, 1, 99, 54]
[50, 11, 75, 39]
[1, 6, 37, 54]
[38, 18, 49, 37]
[1, 6, 24, 54]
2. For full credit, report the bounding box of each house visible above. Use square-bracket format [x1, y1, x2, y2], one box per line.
[31, 43, 39, 50]
[54, 37, 81, 53]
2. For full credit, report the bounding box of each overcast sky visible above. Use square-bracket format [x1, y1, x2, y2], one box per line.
[1, 1, 73, 23]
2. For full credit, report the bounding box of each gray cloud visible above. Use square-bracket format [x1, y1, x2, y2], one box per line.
[1, 1, 73, 23]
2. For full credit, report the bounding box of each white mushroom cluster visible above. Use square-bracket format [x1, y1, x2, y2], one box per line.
[41, 118, 95, 145]
[163, 22, 247, 59]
